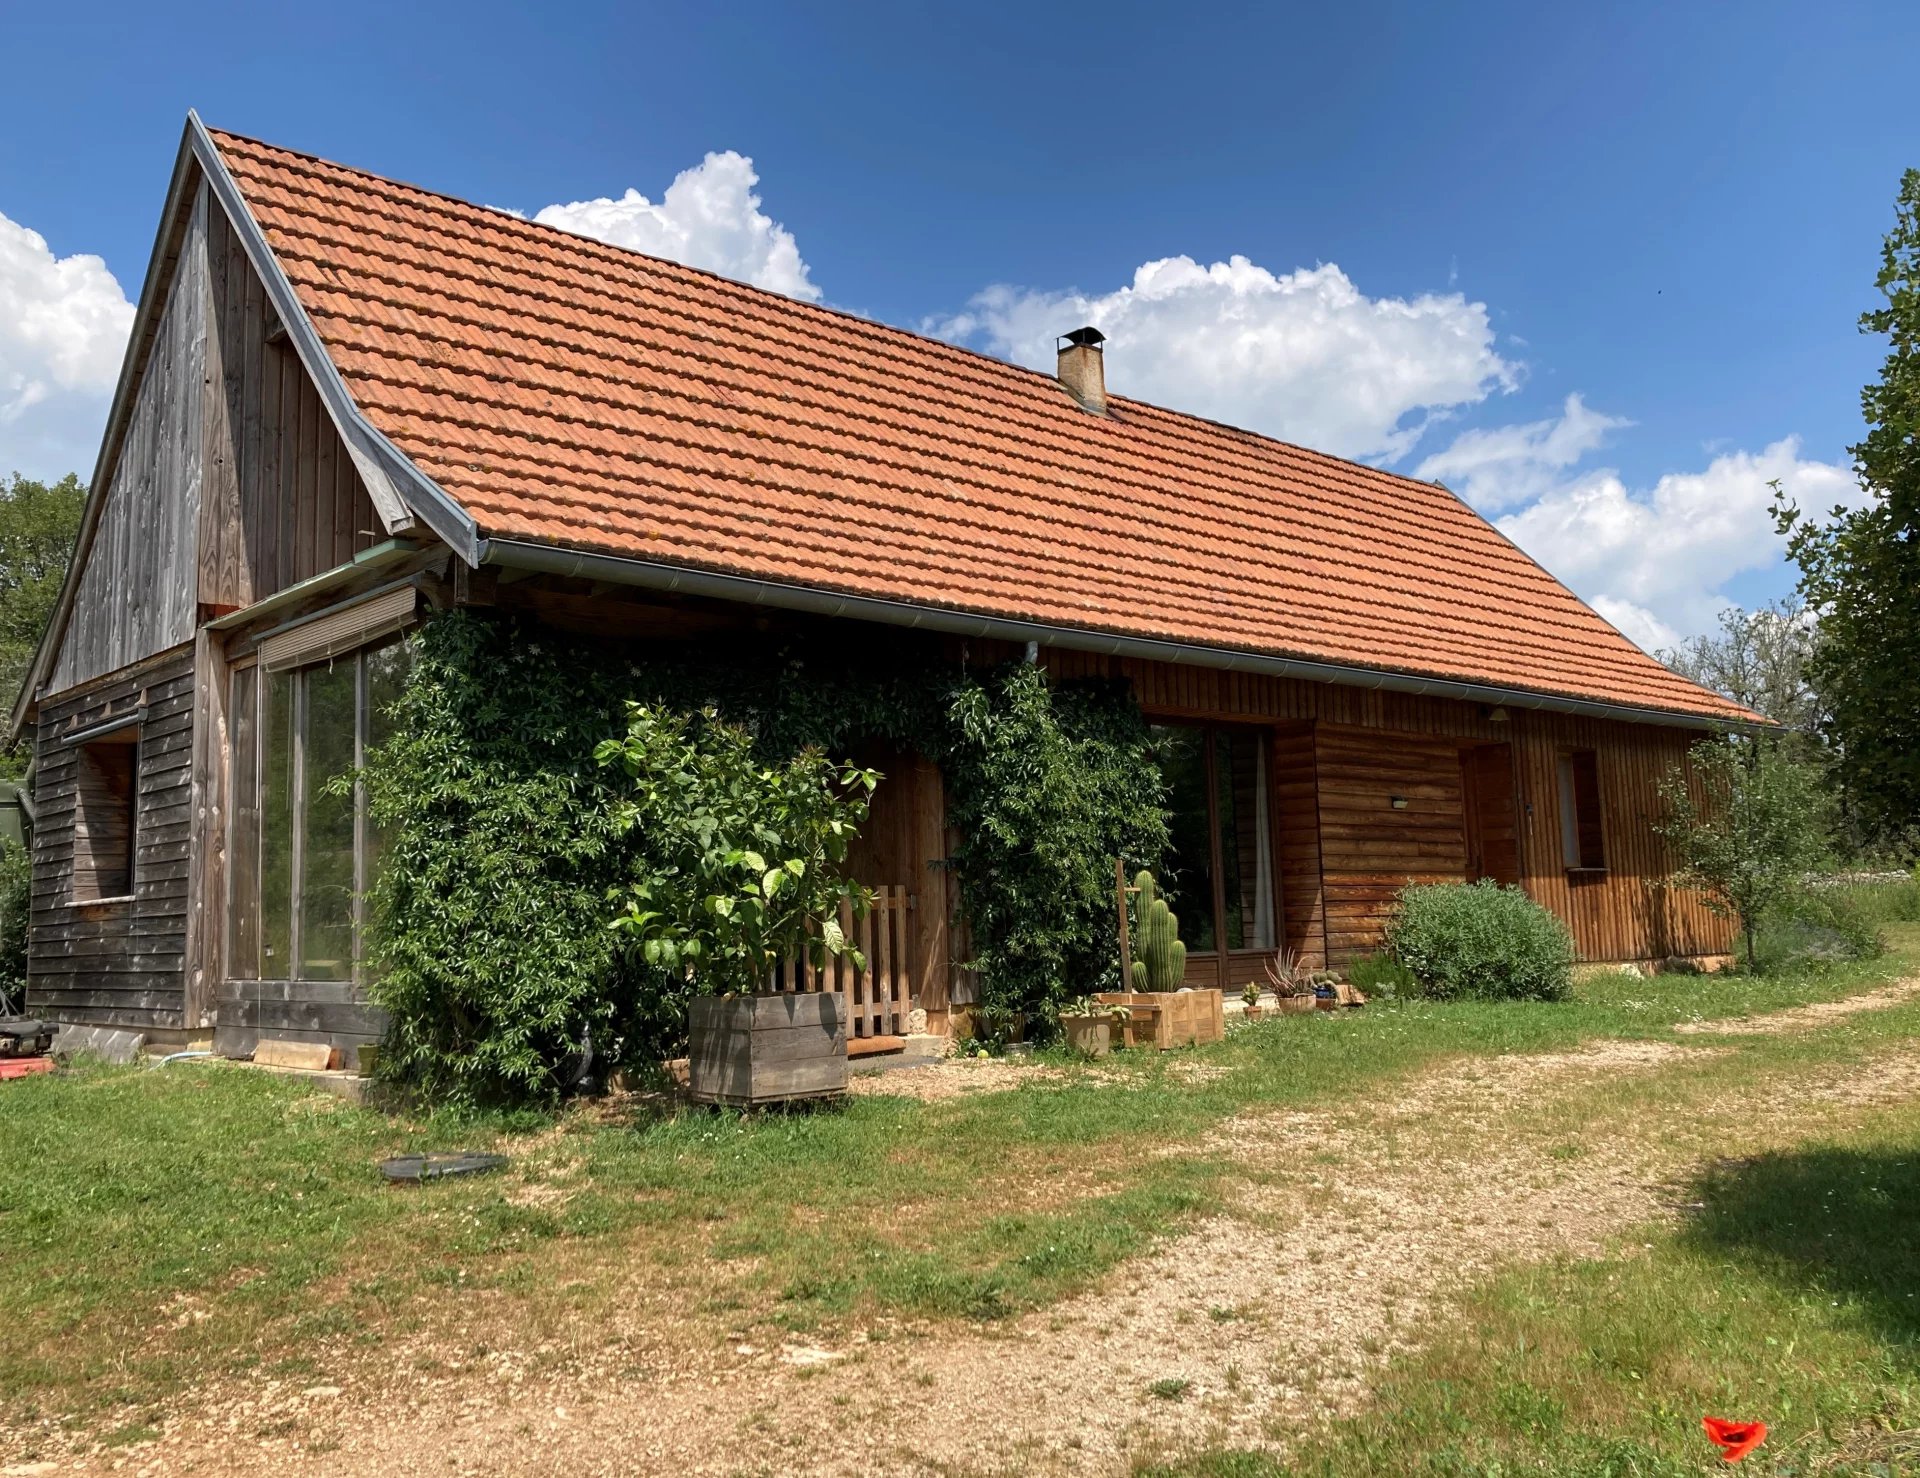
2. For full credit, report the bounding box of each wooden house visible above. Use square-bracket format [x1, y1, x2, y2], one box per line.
[10, 116, 1756, 1054]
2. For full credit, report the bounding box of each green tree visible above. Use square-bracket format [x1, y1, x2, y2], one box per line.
[0, 472, 87, 741]
[1654, 738, 1826, 969]
[1775, 169, 1920, 853]
[1657, 599, 1823, 741]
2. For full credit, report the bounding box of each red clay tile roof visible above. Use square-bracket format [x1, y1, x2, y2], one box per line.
[208, 128, 1753, 724]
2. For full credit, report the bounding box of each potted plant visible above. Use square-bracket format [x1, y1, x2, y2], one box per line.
[1100, 871, 1224, 1048]
[1240, 979, 1264, 1021]
[598, 704, 879, 1108]
[1262, 949, 1316, 1015]
[1059, 995, 1130, 1057]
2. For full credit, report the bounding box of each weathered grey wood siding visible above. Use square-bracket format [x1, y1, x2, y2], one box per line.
[29, 648, 196, 1029]
[202, 199, 383, 607]
[211, 981, 385, 1060]
[48, 200, 207, 694]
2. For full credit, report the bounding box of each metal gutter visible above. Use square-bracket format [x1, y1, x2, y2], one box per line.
[476, 537, 1753, 734]
[205, 540, 424, 633]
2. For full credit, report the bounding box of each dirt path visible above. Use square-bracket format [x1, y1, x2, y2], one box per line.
[1674, 976, 1920, 1034]
[19, 987, 1920, 1478]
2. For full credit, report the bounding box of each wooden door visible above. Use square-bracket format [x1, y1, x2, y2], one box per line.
[1460, 743, 1520, 886]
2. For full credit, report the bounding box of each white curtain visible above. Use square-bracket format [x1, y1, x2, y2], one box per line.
[1252, 743, 1275, 949]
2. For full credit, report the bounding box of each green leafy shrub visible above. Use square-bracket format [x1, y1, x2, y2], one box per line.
[363, 613, 636, 1107]
[1751, 888, 1886, 973]
[362, 614, 1169, 1103]
[0, 837, 28, 1011]
[1346, 951, 1419, 1001]
[597, 704, 876, 993]
[943, 663, 1168, 1026]
[1383, 880, 1575, 1002]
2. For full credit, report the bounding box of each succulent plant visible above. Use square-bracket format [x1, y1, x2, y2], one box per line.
[1130, 869, 1188, 991]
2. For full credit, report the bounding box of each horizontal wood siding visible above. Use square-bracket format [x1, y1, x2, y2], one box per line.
[1318, 725, 1470, 960]
[49, 196, 207, 694]
[203, 194, 381, 608]
[211, 980, 386, 1059]
[1045, 647, 1732, 964]
[29, 648, 197, 1028]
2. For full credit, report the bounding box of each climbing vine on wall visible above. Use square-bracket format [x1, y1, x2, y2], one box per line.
[362, 609, 1168, 1105]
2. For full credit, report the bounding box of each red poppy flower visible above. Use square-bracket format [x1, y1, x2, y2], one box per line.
[1702, 1417, 1767, 1462]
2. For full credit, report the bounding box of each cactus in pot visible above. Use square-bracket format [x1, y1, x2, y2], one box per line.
[1130, 870, 1188, 991]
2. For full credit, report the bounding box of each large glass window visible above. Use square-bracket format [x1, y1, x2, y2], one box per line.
[229, 638, 407, 982]
[1149, 723, 1277, 964]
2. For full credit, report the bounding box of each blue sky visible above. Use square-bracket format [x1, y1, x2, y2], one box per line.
[3, 1, 1915, 649]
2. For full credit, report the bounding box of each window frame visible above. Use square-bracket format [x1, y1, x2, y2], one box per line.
[1147, 718, 1282, 982]
[70, 721, 141, 905]
[1556, 747, 1607, 873]
[225, 637, 399, 985]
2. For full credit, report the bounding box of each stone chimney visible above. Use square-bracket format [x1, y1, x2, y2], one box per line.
[1056, 326, 1107, 415]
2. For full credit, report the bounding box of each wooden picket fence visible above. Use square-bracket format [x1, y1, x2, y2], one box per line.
[767, 885, 915, 1038]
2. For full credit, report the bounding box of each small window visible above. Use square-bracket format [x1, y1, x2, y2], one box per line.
[1556, 749, 1605, 871]
[74, 728, 139, 901]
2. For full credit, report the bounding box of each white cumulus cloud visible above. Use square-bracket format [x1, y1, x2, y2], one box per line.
[1415, 392, 1632, 511]
[532, 151, 819, 301]
[1489, 433, 1864, 652]
[934, 255, 1521, 461]
[0, 210, 134, 481]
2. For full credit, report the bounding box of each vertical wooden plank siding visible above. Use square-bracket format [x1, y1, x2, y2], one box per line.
[1317, 724, 1469, 960]
[48, 197, 207, 694]
[29, 648, 197, 1028]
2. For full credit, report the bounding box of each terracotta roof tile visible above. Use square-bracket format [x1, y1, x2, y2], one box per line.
[209, 127, 1753, 723]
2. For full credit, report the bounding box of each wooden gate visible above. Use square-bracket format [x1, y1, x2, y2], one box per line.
[768, 885, 915, 1038]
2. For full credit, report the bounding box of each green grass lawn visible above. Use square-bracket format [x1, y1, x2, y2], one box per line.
[4, 928, 1916, 1448]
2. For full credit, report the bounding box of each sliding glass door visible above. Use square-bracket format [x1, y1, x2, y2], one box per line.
[1149, 723, 1277, 981]
[228, 639, 408, 984]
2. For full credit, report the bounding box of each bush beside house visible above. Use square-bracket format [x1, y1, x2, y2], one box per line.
[1384, 880, 1576, 1002]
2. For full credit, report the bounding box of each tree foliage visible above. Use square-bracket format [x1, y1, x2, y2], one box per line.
[1657, 599, 1823, 742]
[597, 704, 877, 995]
[1654, 738, 1827, 968]
[0, 472, 86, 755]
[1776, 169, 1920, 853]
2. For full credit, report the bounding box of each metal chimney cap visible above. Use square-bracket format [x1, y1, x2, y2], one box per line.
[1058, 326, 1105, 350]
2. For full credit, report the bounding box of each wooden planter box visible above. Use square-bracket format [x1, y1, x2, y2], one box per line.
[688, 991, 848, 1108]
[1095, 989, 1225, 1050]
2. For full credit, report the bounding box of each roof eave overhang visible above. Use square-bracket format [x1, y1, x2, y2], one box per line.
[475, 536, 1759, 734]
